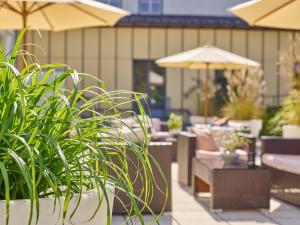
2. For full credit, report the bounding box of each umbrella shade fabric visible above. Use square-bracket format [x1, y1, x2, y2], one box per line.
[156, 44, 260, 70]
[0, 0, 129, 31]
[229, 0, 300, 30]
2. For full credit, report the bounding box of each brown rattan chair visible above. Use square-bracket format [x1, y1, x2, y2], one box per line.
[177, 131, 256, 186]
[111, 142, 173, 214]
[261, 136, 300, 207]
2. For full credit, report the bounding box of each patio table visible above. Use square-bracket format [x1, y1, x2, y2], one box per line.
[192, 157, 270, 210]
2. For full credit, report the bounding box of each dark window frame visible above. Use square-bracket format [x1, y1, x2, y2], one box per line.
[133, 59, 166, 109]
[99, 0, 122, 8]
[138, 0, 162, 15]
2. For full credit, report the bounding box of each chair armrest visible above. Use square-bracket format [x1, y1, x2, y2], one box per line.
[177, 131, 196, 186]
[261, 136, 300, 155]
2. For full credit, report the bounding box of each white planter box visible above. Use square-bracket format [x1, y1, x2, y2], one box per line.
[228, 120, 250, 130]
[190, 116, 213, 125]
[283, 125, 300, 139]
[250, 119, 263, 137]
[0, 187, 114, 225]
[228, 120, 262, 137]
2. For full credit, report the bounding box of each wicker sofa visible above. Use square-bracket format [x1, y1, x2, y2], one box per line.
[110, 142, 173, 214]
[261, 137, 300, 207]
[177, 130, 256, 186]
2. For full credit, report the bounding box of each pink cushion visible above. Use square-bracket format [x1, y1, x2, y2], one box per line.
[151, 132, 171, 141]
[196, 149, 247, 161]
[191, 128, 219, 151]
[262, 154, 300, 175]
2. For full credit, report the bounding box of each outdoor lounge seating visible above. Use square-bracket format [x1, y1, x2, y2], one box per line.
[177, 129, 256, 186]
[111, 142, 173, 214]
[261, 137, 300, 207]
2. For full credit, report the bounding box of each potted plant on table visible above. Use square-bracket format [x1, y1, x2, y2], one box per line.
[0, 29, 164, 225]
[167, 113, 183, 135]
[222, 134, 249, 165]
[222, 68, 265, 136]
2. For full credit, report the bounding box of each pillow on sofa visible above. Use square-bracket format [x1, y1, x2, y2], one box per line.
[191, 128, 219, 151]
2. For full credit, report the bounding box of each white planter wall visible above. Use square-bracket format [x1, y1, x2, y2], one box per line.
[0, 188, 114, 225]
[228, 120, 263, 137]
[250, 119, 263, 137]
[283, 125, 300, 139]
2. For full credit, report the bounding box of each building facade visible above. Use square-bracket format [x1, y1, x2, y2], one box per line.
[23, 0, 295, 115]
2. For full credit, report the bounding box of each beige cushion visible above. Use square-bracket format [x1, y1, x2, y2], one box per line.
[262, 154, 300, 175]
[191, 128, 219, 151]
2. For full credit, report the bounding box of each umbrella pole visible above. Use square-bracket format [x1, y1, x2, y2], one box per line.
[204, 63, 209, 124]
[22, 6, 28, 52]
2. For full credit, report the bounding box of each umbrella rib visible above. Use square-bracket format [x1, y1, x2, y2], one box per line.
[253, 0, 296, 24]
[29, 3, 53, 14]
[27, 2, 38, 13]
[0, 2, 5, 10]
[39, 5, 54, 30]
[3, 2, 22, 14]
[70, 3, 110, 25]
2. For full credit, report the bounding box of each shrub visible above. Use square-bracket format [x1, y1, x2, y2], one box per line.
[222, 68, 265, 120]
[167, 113, 183, 129]
[222, 98, 265, 120]
[281, 90, 300, 126]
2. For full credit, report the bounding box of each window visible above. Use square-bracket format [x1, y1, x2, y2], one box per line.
[99, 0, 121, 8]
[133, 60, 166, 109]
[139, 0, 162, 14]
[214, 70, 228, 115]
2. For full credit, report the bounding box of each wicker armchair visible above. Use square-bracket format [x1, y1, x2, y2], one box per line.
[261, 136, 300, 206]
[177, 131, 256, 186]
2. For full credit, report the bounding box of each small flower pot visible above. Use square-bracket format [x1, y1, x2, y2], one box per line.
[221, 152, 239, 165]
[283, 125, 300, 139]
[169, 128, 182, 136]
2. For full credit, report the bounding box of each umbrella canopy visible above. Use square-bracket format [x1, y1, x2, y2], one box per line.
[0, 0, 129, 31]
[156, 44, 260, 123]
[156, 44, 260, 70]
[229, 0, 300, 30]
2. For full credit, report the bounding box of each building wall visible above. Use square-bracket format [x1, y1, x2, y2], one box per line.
[163, 0, 246, 16]
[121, 0, 248, 16]
[28, 27, 292, 114]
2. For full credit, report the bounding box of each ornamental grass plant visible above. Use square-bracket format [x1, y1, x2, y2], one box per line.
[0, 29, 166, 225]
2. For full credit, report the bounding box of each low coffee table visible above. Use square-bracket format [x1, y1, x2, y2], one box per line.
[192, 157, 270, 210]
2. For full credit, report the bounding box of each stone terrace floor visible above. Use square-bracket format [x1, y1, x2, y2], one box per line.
[112, 163, 300, 225]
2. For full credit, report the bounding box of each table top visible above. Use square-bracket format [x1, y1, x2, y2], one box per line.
[194, 157, 261, 171]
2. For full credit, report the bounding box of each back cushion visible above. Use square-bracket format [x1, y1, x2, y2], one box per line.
[191, 128, 219, 151]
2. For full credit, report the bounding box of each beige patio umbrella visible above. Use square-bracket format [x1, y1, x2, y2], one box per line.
[0, 0, 129, 47]
[229, 0, 300, 30]
[156, 44, 260, 122]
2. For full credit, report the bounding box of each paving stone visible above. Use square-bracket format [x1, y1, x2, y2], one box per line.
[111, 162, 300, 225]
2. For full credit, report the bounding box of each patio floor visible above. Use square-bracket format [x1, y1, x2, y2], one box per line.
[112, 163, 300, 225]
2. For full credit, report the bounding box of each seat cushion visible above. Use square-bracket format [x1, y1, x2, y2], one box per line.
[191, 128, 219, 151]
[151, 131, 171, 141]
[262, 154, 300, 175]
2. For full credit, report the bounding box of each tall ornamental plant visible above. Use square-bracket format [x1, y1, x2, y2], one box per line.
[222, 68, 266, 120]
[0, 29, 166, 225]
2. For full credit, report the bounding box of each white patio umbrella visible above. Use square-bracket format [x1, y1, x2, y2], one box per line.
[0, 0, 129, 48]
[156, 44, 260, 122]
[229, 0, 300, 30]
